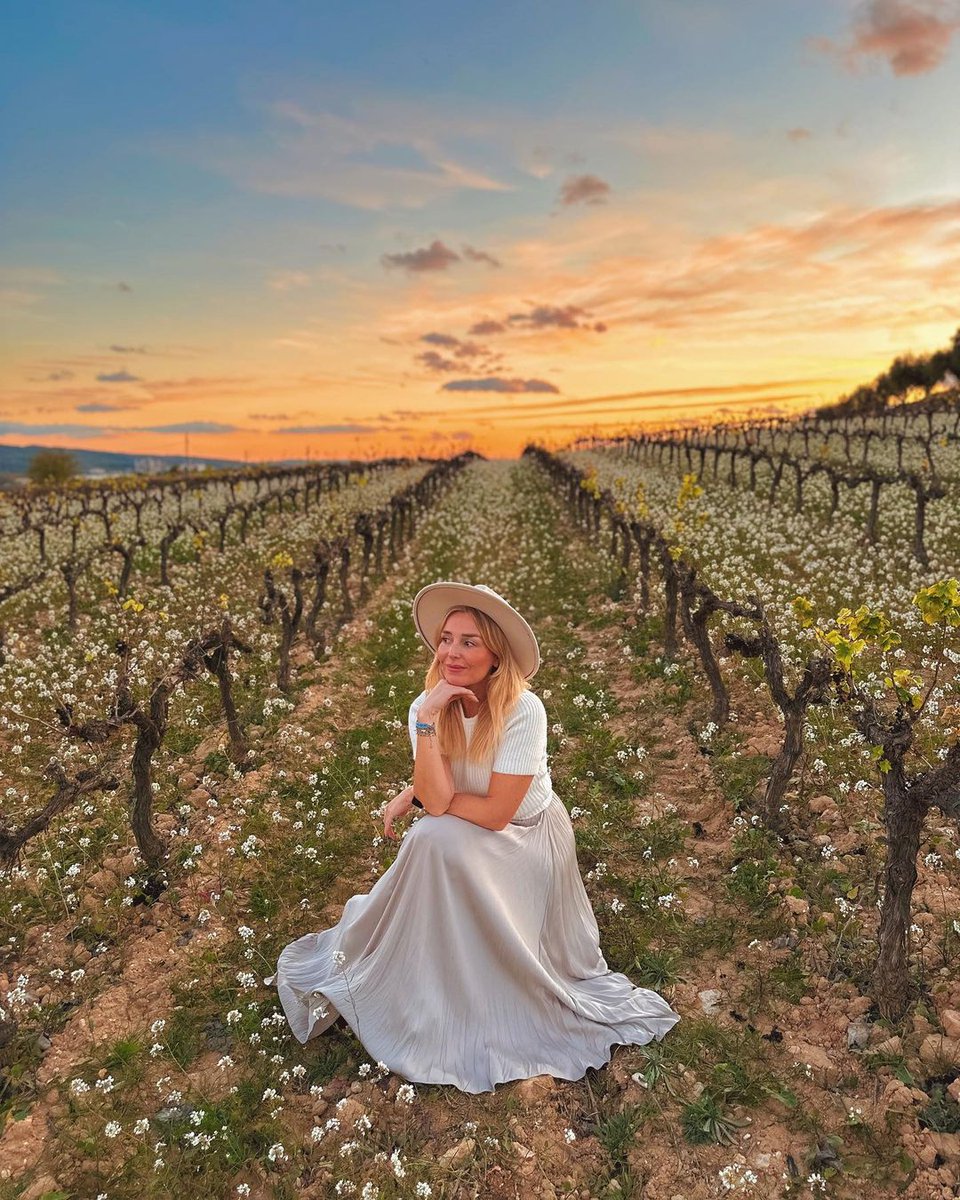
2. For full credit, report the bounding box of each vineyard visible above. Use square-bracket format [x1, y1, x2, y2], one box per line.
[2, 409, 960, 1199]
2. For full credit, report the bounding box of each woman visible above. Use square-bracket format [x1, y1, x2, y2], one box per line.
[269, 581, 680, 1093]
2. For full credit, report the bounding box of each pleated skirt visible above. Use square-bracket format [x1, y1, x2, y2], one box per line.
[269, 794, 680, 1093]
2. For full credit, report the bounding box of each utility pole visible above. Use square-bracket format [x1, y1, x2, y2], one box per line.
[184, 432, 190, 471]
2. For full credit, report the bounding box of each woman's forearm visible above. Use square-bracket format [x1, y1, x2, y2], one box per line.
[412, 715, 454, 812]
[443, 791, 509, 831]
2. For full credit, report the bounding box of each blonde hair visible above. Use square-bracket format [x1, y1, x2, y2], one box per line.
[423, 605, 527, 762]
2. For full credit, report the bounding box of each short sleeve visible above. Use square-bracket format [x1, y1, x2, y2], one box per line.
[492, 692, 547, 776]
[408, 691, 427, 759]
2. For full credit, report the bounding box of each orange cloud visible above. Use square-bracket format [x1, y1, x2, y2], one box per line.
[815, 0, 960, 76]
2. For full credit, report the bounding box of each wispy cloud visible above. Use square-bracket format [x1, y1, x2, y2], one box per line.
[176, 96, 513, 211]
[267, 270, 312, 291]
[468, 318, 507, 335]
[558, 173, 611, 207]
[0, 266, 65, 314]
[76, 402, 135, 413]
[417, 351, 460, 372]
[814, 0, 960, 76]
[489, 392, 816, 423]
[457, 378, 839, 418]
[462, 244, 502, 268]
[109, 344, 149, 354]
[274, 422, 384, 434]
[420, 332, 488, 358]
[421, 332, 460, 348]
[96, 370, 142, 383]
[381, 240, 461, 272]
[0, 420, 113, 438]
[507, 304, 606, 332]
[560, 196, 960, 339]
[138, 421, 241, 433]
[441, 377, 559, 393]
[384, 377, 837, 423]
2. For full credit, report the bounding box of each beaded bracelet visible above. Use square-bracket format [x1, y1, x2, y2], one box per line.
[415, 720, 437, 736]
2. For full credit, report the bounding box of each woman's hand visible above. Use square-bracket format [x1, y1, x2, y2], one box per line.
[418, 680, 477, 723]
[383, 785, 416, 841]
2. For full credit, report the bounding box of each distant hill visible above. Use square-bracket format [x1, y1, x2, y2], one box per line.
[0, 442, 306, 479]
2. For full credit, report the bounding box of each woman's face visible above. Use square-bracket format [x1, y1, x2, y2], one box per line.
[437, 611, 498, 694]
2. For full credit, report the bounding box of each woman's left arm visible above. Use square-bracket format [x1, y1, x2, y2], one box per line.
[441, 772, 534, 831]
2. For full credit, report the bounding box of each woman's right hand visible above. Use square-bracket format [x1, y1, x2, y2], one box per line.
[383, 785, 416, 841]
[418, 680, 476, 723]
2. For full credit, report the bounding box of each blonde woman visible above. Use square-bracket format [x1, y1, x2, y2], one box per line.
[271, 582, 679, 1093]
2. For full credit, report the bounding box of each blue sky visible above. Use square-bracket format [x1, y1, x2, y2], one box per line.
[2, 0, 959, 459]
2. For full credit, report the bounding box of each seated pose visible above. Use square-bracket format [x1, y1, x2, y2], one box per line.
[270, 581, 680, 1093]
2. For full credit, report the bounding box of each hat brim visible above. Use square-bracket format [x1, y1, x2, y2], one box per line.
[412, 582, 541, 680]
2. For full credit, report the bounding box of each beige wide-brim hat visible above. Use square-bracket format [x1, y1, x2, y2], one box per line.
[412, 582, 541, 680]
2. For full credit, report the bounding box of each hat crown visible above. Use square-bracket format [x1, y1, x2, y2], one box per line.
[467, 583, 502, 601]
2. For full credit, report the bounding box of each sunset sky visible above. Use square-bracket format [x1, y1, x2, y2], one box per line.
[2, 1, 960, 463]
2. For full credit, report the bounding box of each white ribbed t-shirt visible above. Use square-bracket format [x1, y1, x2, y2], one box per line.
[408, 689, 554, 822]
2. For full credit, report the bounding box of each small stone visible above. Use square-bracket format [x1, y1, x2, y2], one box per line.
[928, 1132, 960, 1163]
[784, 896, 809, 922]
[919, 1034, 960, 1068]
[516, 1074, 556, 1104]
[918, 1140, 939, 1167]
[334, 1098, 365, 1125]
[698, 989, 723, 1016]
[872, 1035, 902, 1056]
[20, 1174, 61, 1200]
[439, 1137, 475, 1167]
[786, 1040, 840, 1086]
[155, 1104, 193, 1123]
[881, 1079, 915, 1107]
[87, 868, 120, 894]
[940, 1010, 960, 1040]
[512, 1142, 537, 1176]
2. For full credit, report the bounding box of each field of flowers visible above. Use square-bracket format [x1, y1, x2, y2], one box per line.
[2, 442, 960, 1200]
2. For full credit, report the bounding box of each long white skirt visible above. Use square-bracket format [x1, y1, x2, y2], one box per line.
[269, 795, 680, 1094]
